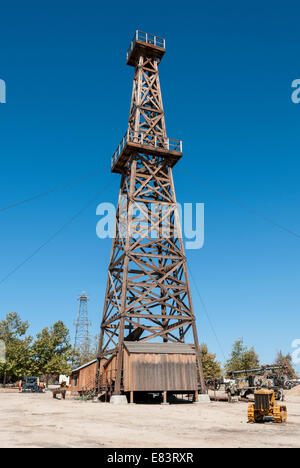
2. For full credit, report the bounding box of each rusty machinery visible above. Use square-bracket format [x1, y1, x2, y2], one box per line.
[248, 389, 287, 424]
[226, 365, 287, 401]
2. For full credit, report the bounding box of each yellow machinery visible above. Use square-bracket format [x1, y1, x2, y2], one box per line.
[248, 389, 287, 423]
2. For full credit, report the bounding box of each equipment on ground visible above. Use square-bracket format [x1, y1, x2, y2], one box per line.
[51, 381, 68, 400]
[226, 365, 287, 400]
[205, 378, 223, 391]
[248, 389, 287, 424]
[284, 379, 300, 390]
[21, 376, 44, 393]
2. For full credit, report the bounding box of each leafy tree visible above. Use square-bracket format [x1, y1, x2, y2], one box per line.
[275, 351, 298, 379]
[200, 343, 222, 379]
[0, 312, 33, 383]
[225, 339, 259, 375]
[0, 312, 29, 343]
[31, 321, 73, 382]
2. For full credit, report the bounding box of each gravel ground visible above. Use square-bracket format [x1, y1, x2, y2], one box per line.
[0, 391, 299, 448]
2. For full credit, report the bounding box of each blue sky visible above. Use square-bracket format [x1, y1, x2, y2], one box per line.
[0, 1, 299, 372]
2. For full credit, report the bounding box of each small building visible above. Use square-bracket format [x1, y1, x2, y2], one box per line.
[69, 359, 98, 394]
[70, 343, 199, 402]
[123, 342, 197, 392]
[100, 342, 198, 402]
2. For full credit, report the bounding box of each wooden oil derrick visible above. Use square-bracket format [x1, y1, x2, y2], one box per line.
[97, 31, 206, 397]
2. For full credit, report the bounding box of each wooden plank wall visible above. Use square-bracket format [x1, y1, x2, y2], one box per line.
[70, 361, 98, 392]
[102, 356, 117, 387]
[123, 351, 197, 392]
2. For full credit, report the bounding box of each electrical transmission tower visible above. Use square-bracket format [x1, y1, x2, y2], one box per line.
[73, 291, 91, 365]
[97, 31, 206, 394]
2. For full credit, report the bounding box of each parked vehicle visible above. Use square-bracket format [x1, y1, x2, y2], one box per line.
[21, 377, 45, 393]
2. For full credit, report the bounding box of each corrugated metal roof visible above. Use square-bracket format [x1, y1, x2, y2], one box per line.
[124, 342, 195, 354]
[71, 359, 97, 373]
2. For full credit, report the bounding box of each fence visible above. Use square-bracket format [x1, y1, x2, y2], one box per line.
[127, 30, 166, 60]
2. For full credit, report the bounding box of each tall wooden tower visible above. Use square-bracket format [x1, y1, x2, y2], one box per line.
[97, 31, 206, 399]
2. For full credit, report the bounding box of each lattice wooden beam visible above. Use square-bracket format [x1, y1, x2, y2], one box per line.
[97, 33, 206, 395]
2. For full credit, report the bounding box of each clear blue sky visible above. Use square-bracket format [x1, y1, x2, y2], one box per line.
[0, 1, 299, 372]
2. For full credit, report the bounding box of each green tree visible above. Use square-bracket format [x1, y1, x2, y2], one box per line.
[200, 343, 222, 379]
[275, 351, 298, 379]
[0, 312, 33, 383]
[31, 321, 73, 382]
[225, 339, 259, 375]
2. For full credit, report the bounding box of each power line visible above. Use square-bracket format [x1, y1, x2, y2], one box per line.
[188, 264, 227, 361]
[0, 168, 105, 213]
[182, 169, 300, 240]
[0, 182, 112, 286]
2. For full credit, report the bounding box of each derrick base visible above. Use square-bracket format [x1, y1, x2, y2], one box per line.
[100, 343, 199, 399]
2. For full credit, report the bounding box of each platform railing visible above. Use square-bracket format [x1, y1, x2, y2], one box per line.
[127, 30, 166, 61]
[111, 130, 183, 168]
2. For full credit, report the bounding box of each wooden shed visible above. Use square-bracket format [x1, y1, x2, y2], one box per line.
[100, 342, 198, 402]
[69, 359, 97, 394]
[70, 359, 106, 395]
[70, 343, 199, 402]
[123, 342, 197, 392]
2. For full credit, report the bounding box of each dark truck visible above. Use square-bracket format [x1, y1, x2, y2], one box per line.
[21, 376, 44, 393]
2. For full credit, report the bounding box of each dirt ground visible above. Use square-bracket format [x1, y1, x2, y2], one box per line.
[0, 391, 299, 448]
